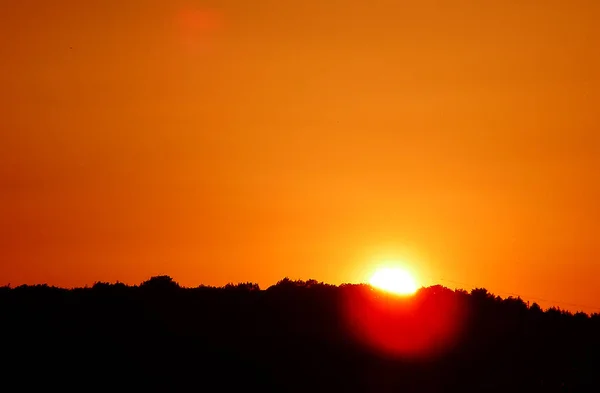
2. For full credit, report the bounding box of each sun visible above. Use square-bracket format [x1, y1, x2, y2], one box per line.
[369, 267, 418, 295]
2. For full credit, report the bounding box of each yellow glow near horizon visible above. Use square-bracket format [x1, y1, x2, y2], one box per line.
[369, 267, 419, 295]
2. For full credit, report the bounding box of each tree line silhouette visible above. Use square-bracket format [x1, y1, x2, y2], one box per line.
[1, 276, 599, 392]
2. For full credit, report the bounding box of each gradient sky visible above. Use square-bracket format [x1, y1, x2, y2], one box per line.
[1, 1, 599, 312]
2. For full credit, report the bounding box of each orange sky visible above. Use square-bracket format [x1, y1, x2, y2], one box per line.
[1, 1, 599, 312]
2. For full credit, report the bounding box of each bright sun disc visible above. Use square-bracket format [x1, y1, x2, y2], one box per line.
[369, 267, 418, 295]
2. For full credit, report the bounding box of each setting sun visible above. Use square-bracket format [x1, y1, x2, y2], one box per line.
[369, 267, 419, 295]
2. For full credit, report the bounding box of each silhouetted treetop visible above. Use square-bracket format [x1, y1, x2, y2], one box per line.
[140, 275, 180, 291]
[224, 282, 261, 291]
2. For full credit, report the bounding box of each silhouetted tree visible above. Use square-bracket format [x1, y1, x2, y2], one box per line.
[224, 282, 260, 292]
[1, 277, 598, 393]
[140, 275, 180, 291]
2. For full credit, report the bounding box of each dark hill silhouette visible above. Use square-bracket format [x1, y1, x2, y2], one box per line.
[1, 276, 599, 392]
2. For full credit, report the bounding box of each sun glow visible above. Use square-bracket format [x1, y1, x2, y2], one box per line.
[369, 267, 418, 295]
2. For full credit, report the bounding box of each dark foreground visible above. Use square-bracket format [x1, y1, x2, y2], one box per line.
[1, 276, 599, 392]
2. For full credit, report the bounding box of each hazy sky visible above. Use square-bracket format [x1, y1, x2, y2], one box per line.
[1, 1, 599, 312]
